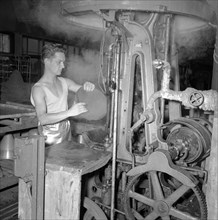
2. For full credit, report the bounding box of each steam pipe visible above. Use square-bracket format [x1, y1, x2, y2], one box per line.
[147, 85, 218, 111]
[146, 60, 218, 115]
[164, 15, 171, 62]
[110, 36, 121, 220]
[160, 15, 171, 123]
[168, 17, 181, 120]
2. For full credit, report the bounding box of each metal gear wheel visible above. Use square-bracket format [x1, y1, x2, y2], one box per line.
[82, 197, 107, 220]
[123, 171, 207, 220]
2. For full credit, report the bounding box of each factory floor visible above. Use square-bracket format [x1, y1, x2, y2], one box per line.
[0, 161, 18, 220]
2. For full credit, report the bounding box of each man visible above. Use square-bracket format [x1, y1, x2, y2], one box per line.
[31, 43, 95, 145]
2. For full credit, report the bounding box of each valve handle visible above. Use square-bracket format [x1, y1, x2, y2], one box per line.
[188, 91, 204, 107]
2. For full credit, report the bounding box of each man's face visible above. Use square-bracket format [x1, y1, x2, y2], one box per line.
[45, 52, 65, 76]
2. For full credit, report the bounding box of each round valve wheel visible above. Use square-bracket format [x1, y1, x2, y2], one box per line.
[188, 92, 204, 107]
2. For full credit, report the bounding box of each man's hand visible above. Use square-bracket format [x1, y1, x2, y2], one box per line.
[83, 82, 95, 91]
[68, 102, 87, 117]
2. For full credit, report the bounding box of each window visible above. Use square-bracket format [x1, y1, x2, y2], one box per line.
[0, 33, 11, 53]
[22, 37, 41, 55]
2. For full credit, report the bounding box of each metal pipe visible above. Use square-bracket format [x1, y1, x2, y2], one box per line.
[164, 15, 171, 62]
[95, 201, 125, 216]
[109, 92, 115, 139]
[108, 44, 115, 139]
[110, 36, 121, 220]
[160, 15, 171, 123]
[147, 87, 218, 112]
[168, 17, 181, 120]
[212, 23, 218, 92]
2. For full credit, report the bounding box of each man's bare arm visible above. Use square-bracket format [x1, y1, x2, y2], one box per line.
[32, 86, 87, 125]
[65, 78, 95, 92]
[65, 78, 82, 93]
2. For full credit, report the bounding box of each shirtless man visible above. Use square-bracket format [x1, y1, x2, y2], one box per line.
[30, 43, 95, 145]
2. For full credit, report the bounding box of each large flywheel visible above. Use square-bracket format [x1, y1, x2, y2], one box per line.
[123, 151, 207, 220]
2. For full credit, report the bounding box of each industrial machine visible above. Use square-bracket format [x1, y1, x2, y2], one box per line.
[1, 0, 217, 219]
[60, 1, 218, 219]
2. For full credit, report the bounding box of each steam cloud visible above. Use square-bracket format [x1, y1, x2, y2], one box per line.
[14, 0, 104, 86]
[14, 0, 103, 44]
[64, 49, 101, 88]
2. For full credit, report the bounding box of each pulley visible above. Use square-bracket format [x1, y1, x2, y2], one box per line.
[160, 117, 211, 164]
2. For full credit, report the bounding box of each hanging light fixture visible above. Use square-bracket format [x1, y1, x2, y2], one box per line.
[0, 134, 15, 160]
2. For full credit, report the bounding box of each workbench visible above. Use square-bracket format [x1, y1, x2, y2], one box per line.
[17, 139, 111, 219]
[0, 102, 37, 134]
[0, 102, 111, 219]
[0, 102, 37, 219]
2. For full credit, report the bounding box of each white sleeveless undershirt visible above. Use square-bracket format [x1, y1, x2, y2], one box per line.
[30, 77, 71, 145]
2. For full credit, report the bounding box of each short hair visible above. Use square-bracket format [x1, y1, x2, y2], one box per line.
[41, 43, 66, 62]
